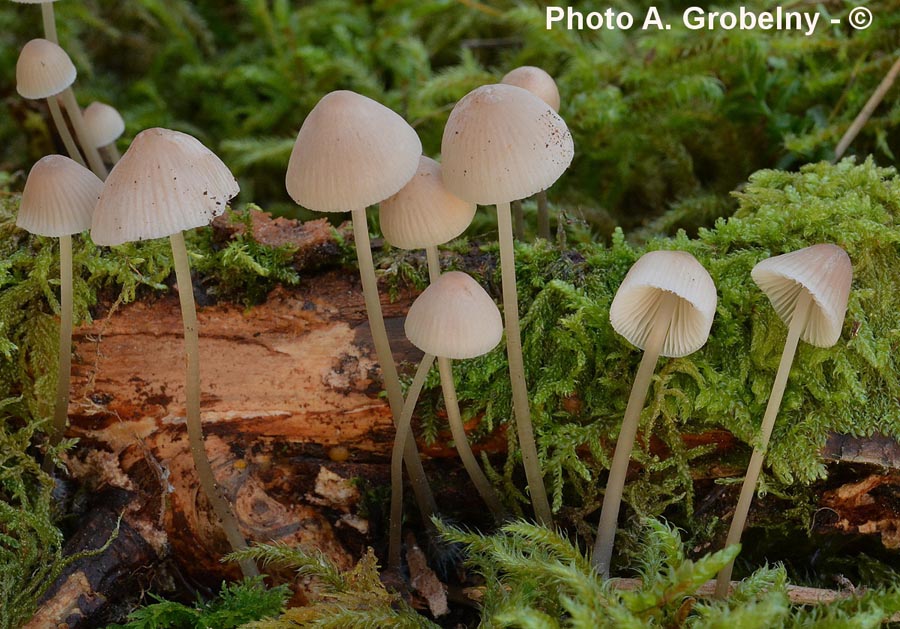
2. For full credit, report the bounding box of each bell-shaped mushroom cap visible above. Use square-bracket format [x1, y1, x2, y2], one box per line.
[501, 66, 560, 112]
[751, 244, 852, 348]
[17, 155, 101, 237]
[610, 250, 717, 358]
[16, 38, 76, 100]
[380, 156, 476, 250]
[405, 271, 503, 360]
[10, 0, 62, 3]
[285, 90, 422, 213]
[91, 128, 239, 245]
[441, 84, 574, 206]
[83, 102, 125, 148]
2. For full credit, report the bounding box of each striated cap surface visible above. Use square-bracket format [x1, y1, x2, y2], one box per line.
[441, 84, 573, 205]
[501, 66, 560, 112]
[405, 271, 503, 360]
[83, 102, 125, 148]
[380, 156, 476, 249]
[17, 155, 101, 237]
[16, 38, 76, 99]
[91, 128, 238, 245]
[610, 250, 717, 358]
[751, 244, 852, 348]
[286, 90, 421, 213]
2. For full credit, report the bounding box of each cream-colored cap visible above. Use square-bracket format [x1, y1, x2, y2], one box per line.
[91, 128, 239, 245]
[83, 102, 125, 148]
[405, 271, 503, 360]
[751, 244, 852, 348]
[610, 250, 717, 358]
[286, 90, 421, 213]
[10, 0, 61, 3]
[380, 156, 476, 250]
[16, 38, 76, 99]
[441, 84, 573, 205]
[17, 155, 101, 237]
[501, 66, 560, 112]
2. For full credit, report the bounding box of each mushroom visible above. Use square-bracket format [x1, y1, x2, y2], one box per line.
[91, 127, 258, 578]
[16, 155, 101, 466]
[83, 101, 125, 164]
[592, 250, 716, 577]
[441, 83, 574, 525]
[500, 66, 561, 240]
[9, 0, 60, 44]
[285, 90, 437, 520]
[15, 38, 107, 179]
[390, 271, 505, 568]
[714, 243, 852, 597]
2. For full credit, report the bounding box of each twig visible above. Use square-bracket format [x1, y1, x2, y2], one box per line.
[834, 55, 900, 162]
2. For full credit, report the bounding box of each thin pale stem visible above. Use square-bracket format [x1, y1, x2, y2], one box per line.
[103, 143, 121, 165]
[351, 209, 437, 518]
[537, 190, 550, 240]
[715, 290, 812, 597]
[496, 201, 552, 524]
[46, 97, 85, 167]
[42, 234, 72, 471]
[511, 200, 525, 240]
[834, 57, 900, 162]
[41, 2, 58, 44]
[389, 353, 435, 571]
[60, 89, 108, 179]
[592, 292, 677, 577]
[170, 231, 258, 578]
[425, 245, 440, 284]
[439, 355, 506, 520]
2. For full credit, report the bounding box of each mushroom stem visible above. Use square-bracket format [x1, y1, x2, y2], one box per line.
[592, 291, 678, 577]
[351, 208, 437, 519]
[537, 190, 550, 240]
[42, 234, 73, 470]
[511, 200, 525, 240]
[46, 97, 85, 167]
[169, 231, 259, 579]
[389, 353, 436, 571]
[425, 245, 440, 284]
[103, 143, 121, 165]
[41, 2, 58, 44]
[495, 201, 552, 525]
[715, 290, 813, 597]
[59, 89, 108, 179]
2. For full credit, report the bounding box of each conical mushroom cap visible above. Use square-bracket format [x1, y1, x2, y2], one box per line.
[405, 271, 502, 360]
[610, 250, 717, 358]
[83, 102, 125, 148]
[91, 128, 239, 245]
[285, 90, 422, 213]
[501, 66, 560, 112]
[16, 38, 75, 99]
[17, 155, 101, 237]
[440, 83, 574, 205]
[380, 156, 476, 250]
[751, 244, 852, 348]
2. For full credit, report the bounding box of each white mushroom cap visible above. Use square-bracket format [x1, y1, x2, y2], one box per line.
[10, 0, 62, 3]
[91, 128, 239, 245]
[285, 90, 422, 213]
[751, 244, 852, 348]
[83, 102, 125, 148]
[441, 84, 574, 206]
[501, 66, 561, 112]
[17, 155, 101, 237]
[380, 156, 476, 250]
[16, 38, 76, 100]
[405, 271, 503, 360]
[610, 250, 717, 358]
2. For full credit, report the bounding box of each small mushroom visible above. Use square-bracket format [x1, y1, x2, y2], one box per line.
[592, 250, 716, 577]
[16, 155, 101, 466]
[15, 38, 107, 179]
[285, 90, 437, 520]
[715, 243, 852, 597]
[501, 66, 561, 240]
[390, 271, 505, 568]
[9, 0, 60, 44]
[441, 83, 575, 525]
[82, 101, 125, 164]
[91, 127, 258, 578]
